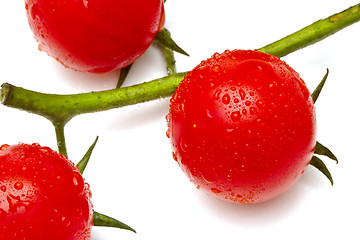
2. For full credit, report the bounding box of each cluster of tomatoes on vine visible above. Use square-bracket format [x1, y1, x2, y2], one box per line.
[1, 0, 340, 239]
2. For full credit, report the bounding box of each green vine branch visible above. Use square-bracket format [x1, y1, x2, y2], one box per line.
[0, 72, 187, 124]
[1, 3, 360, 156]
[257, 4, 360, 56]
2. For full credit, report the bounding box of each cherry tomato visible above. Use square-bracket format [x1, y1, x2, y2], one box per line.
[0, 143, 93, 240]
[166, 49, 316, 204]
[24, 0, 165, 73]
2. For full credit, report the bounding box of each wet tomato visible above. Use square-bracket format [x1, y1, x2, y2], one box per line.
[167, 49, 316, 204]
[0, 143, 93, 239]
[24, 0, 165, 73]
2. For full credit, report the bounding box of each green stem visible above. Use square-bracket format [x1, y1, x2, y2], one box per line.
[1, 72, 187, 122]
[159, 44, 177, 75]
[155, 27, 188, 75]
[54, 121, 67, 158]
[257, 4, 360, 57]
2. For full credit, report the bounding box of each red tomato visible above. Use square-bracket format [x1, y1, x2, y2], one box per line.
[0, 143, 93, 240]
[166, 50, 317, 204]
[24, 0, 165, 73]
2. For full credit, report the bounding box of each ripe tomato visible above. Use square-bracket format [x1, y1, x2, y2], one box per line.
[0, 143, 93, 240]
[166, 50, 317, 204]
[24, 0, 165, 73]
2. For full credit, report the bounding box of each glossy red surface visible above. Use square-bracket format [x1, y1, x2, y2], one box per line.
[167, 50, 316, 204]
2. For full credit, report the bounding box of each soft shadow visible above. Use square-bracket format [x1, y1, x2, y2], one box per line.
[90, 227, 135, 240]
[108, 98, 171, 130]
[53, 62, 120, 92]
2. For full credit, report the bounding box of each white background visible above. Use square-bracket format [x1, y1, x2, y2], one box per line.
[1, 0, 360, 239]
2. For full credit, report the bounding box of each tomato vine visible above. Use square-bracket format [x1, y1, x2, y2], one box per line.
[1, 1, 360, 237]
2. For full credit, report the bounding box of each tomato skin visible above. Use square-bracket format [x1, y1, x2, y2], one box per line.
[0, 143, 93, 240]
[167, 50, 316, 204]
[24, 0, 165, 73]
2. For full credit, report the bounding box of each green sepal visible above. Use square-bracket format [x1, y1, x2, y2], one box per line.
[314, 141, 338, 163]
[93, 211, 136, 233]
[117, 64, 133, 89]
[76, 136, 99, 174]
[310, 155, 334, 185]
[312, 68, 329, 103]
[155, 28, 189, 56]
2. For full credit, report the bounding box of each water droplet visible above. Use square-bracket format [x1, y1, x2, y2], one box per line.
[213, 89, 221, 100]
[14, 182, 24, 190]
[172, 152, 178, 162]
[72, 172, 85, 194]
[39, 147, 50, 154]
[38, 44, 44, 52]
[279, 93, 285, 100]
[256, 118, 264, 126]
[256, 100, 265, 108]
[239, 90, 246, 100]
[0, 144, 9, 150]
[269, 82, 278, 89]
[222, 94, 230, 104]
[0, 186, 6, 192]
[19, 153, 26, 160]
[245, 101, 251, 106]
[250, 107, 257, 115]
[211, 188, 222, 194]
[212, 66, 220, 72]
[226, 174, 233, 181]
[61, 216, 71, 227]
[225, 128, 235, 134]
